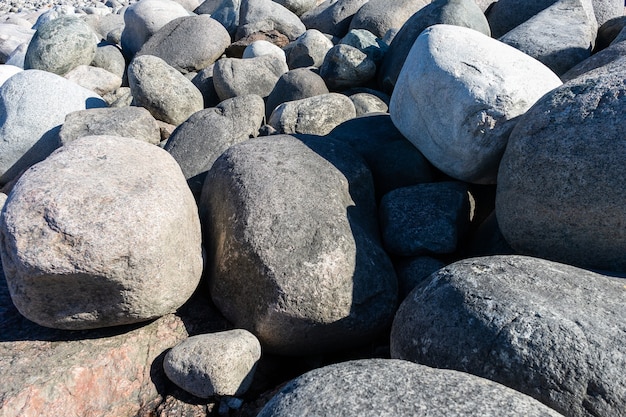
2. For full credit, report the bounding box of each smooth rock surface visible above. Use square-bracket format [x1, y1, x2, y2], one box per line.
[237, 0, 306, 41]
[194, 0, 241, 35]
[212, 54, 288, 100]
[63, 64, 122, 96]
[348, 0, 430, 38]
[300, 0, 369, 38]
[0, 23, 34, 63]
[265, 68, 329, 120]
[486, 0, 558, 38]
[284, 28, 334, 69]
[320, 44, 376, 90]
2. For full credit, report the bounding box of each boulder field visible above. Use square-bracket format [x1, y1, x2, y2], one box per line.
[0, 0, 625, 416]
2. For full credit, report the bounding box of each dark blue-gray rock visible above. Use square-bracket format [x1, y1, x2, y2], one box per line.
[0, 136, 203, 330]
[395, 256, 446, 300]
[237, 0, 306, 41]
[349, 92, 388, 115]
[348, 0, 430, 39]
[285, 28, 334, 69]
[212, 54, 289, 100]
[163, 330, 261, 398]
[498, 0, 598, 76]
[136, 15, 230, 74]
[379, 182, 471, 257]
[258, 359, 566, 417]
[63, 65, 123, 96]
[268, 93, 356, 135]
[328, 114, 434, 200]
[191, 64, 221, 108]
[199, 135, 397, 355]
[561, 41, 626, 81]
[24, 16, 98, 76]
[486, 0, 558, 38]
[266, 68, 330, 120]
[496, 58, 626, 272]
[466, 211, 516, 258]
[378, 0, 490, 94]
[0, 70, 106, 186]
[389, 24, 561, 184]
[164, 95, 264, 195]
[594, 15, 626, 51]
[391, 255, 626, 417]
[195, 0, 241, 35]
[300, 0, 369, 38]
[128, 54, 204, 125]
[91, 41, 126, 79]
[339, 29, 388, 63]
[58, 107, 161, 146]
[320, 44, 376, 90]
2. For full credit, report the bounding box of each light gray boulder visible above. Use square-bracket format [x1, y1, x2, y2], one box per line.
[213, 54, 289, 100]
[285, 29, 334, 69]
[391, 255, 626, 417]
[136, 15, 230, 74]
[486, 0, 558, 38]
[272, 0, 317, 16]
[498, 0, 598, 76]
[120, 0, 191, 57]
[378, 0, 490, 94]
[258, 359, 566, 417]
[0, 64, 21, 86]
[237, 0, 306, 41]
[340, 29, 388, 63]
[91, 42, 126, 79]
[4, 43, 28, 68]
[128, 54, 204, 125]
[59, 107, 161, 146]
[200, 135, 397, 355]
[0, 23, 33, 64]
[269, 93, 356, 135]
[320, 44, 377, 90]
[24, 16, 98, 76]
[265, 68, 329, 120]
[0, 70, 106, 186]
[0, 135, 203, 330]
[242, 40, 287, 61]
[300, 0, 369, 38]
[390, 24, 562, 184]
[496, 58, 626, 272]
[590, 0, 624, 26]
[63, 65, 123, 96]
[349, 92, 388, 115]
[348, 0, 430, 39]
[194, 0, 241, 36]
[164, 330, 261, 398]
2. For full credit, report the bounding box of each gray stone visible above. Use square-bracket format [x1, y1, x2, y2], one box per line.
[394, 256, 446, 300]
[0, 23, 33, 64]
[561, 41, 626, 81]
[164, 94, 264, 195]
[163, 330, 261, 398]
[498, 0, 598, 76]
[94, 12, 125, 43]
[91, 42, 126, 80]
[269, 93, 356, 135]
[378, 0, 490, 94]
[486, 0, 558, 38]
[349, 0, 429, 39]
[595, 15, 626, 50]
[194, 0, 241, 36]
[340, 29, 388, 63]
[272, 0, 317, 16]
[390, 24, 562, 184]
[0, 70, 106, 186]
[128, 54, 204, 125]
[349, 92, 388, 116]
[199, 135, 397, 355]
[106, 87, 133, 108]
[137, 15, 230, 74]
[63, 65, 123, 96]
[258, 359, 566, 417]
[496, 58, 626, 272]
[391, 255, 626, 417]
[285, 28, 334, 69]
[320, 44, 376, 90]
[237, 0, 306, 41]
[24, 16, 98, 76]
[59, 107, 161, 146]
[300, 0, 369, 38]
[191, 64, 221, 108]
[213, 54, 289, 100]
[0, 136, 203, 330]
[120, 0, 191, 57]
[242, 40, 286, 61]
[379, 182, 471, 257]
[4, 43, 28, 68]
[266, 68, 330, 120]
[0, 64, 21, 86]
[591, 0, 624, 27]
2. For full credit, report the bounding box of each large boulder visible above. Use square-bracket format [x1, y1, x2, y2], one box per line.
[237, 0, 306, 41]
[258, 359, 565, 417]
[390, 24, 562, 184]
[348, 0, 430, 39]
[265, 68, 330, 120]
[0, 136, 203, 330]
[496, 58, 626, 272]
[0, 69, 106, 186]
[391, 255, 626, 417]
[212, 54, 289, 100]
[199, 135, 397, 355]
[319, 44, 377, 90]
[300, 0, 370, 38]
[486, 0, 559, 38]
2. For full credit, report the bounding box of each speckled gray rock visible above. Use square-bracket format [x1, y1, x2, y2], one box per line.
[163, 330, 261, 398]
[0, 64, 21, 86]
[390, 24, 562, 184]
[300, 0, 369, 38]
[191, 64, 220, 108]
[265, 68, 330, 119]
[64, 64, 122, 96]
[128, 54, 204, 125]
[591, 0, 624, 26]
[320, 44, 376, 90]
[24, 16, 98, 76]
[242, 40, 286, 61]
[164, 94, 264, 195]
[213, 54, 288, 100]
[378, 0, 490, 94]
[348, 0, 430, 39]
[258, 359, 566, 417]
[194, 0, 241, 35]
[269, 93, 356, 135]
[379, 182, 471, 257]
[340, 29, 388, 63]
[272, 0, 317, 16]
[486, 0, 558, 38]
[496, 58, 626, 272]
[394, 256, 446, 300]
[136, 15, 230, 74]
[200, 135, 397, 355]
[285, 29, 334, 69]
[59, 107, 161, 146]
[391, 255, 626, 417]
[0, 135, 203, 330]
[0, 69, 106, 186]
[91, 42, 126, 80]
[561, 42, 626, 81]
[237, 0, 306, 41]
[349, 92, 388, 115]
[498, 0, 598, 76]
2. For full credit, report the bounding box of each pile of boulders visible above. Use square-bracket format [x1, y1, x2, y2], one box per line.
[0, 0, 625, 416]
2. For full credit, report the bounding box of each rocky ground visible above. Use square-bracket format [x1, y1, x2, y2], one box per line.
[1, 0, 626, 416]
